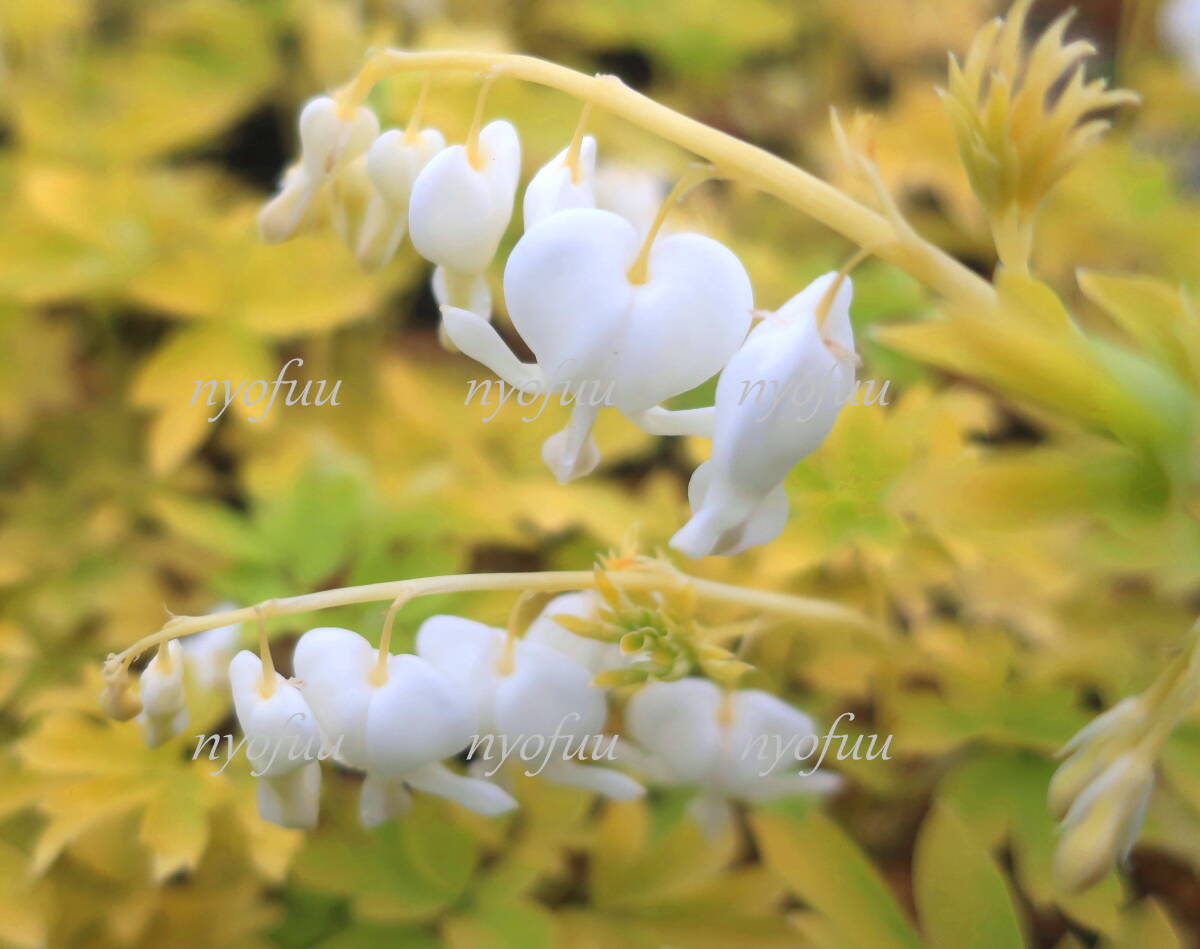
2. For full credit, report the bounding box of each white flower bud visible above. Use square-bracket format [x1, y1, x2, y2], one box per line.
[258, 96, 379, 244]
[1048, 696, 1147, 819]
[1055, 752, 1154, 892]
[522, 136, 596, 231]
[625, 679, 838, 834]
[137, 641, 186, 748]
[408, 120, 521, 275]
[298, 96, 379, 180]
[229, 651, 324, 828]
[356, 128, 445, 271]
[671, 272, 855, 558]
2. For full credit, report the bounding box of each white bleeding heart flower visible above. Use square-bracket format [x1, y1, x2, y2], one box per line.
[441, 206, 754, 482]
[356, 127, 446, 271]
[182, 606, 240, 691]
[522, 136, 596, 231]
[408, 119, 521, 320]
[624, 678, 840, 834]
[671, 272, 855, 558]
[524, 592, 626, 677]
[258, 96, 380, 244]
[137, 640, 187, 748]
[292, 626, 515, 827]
[229, 651, 324, 828]
[417, 615, 642, 800]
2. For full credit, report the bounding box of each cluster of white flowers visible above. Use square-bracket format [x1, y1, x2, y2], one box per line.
[261, 92, 864, 558]
[138, 593, 838, 832]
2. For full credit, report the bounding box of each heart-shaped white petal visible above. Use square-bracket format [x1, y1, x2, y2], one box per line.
[229, 650, 324, 778]
[292, 626, 375, 768]
[364, 653, 478, 776]
[503, 208, 753, 414]
[409, 120, 521, 274]
[625, 678, 723, 784]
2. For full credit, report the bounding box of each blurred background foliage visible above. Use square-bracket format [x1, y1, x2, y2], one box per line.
[0, 0, 1198, 946]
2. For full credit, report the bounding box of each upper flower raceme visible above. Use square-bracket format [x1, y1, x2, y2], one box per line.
[671, 272, 856, 558]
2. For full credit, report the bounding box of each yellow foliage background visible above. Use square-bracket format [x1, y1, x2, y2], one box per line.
[1, 0, 1198, 947]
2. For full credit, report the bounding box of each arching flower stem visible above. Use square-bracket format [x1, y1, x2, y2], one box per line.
[103, 568, 870, 681]
[333, 50, 995, 311]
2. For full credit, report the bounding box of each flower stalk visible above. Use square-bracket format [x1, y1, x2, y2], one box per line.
[332, 49, 995, 311]
[103, 566, 869, 683]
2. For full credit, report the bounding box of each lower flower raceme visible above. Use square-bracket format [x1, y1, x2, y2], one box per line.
[116, 582, 841, 832]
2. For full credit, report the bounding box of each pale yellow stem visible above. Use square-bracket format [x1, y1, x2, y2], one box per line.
[256, 606, 277, 699]
[104, 569, 870, 677]
[565, 102, 592, 184]
[333, 50, 995, 310]
[627, 164, 714, 284]
[371, 594, 411, 686]
[466, 73, 497, 170]
[404, 76, 432, 145]
[815, 245, 877, 331]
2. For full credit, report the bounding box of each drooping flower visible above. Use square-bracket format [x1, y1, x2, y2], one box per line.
[137, 640, 187, 748]
[522, 136, 597, 231]
[355, 126, 445, 271]
[258, 96, 380, 244]
[182, 606, 240, 691]
[623, 678, 839, 834]
[441, 206, 754, 481]
[408, 119, 521, 320]
[292, 626, 516, 827]
[670, 272, 855, 558]
[228, 651, 324, 828]
[416, 614, 642, 799]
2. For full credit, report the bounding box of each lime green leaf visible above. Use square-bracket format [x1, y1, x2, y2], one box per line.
[914, 802, 1025, 949]
[750, 810, 923, 949]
